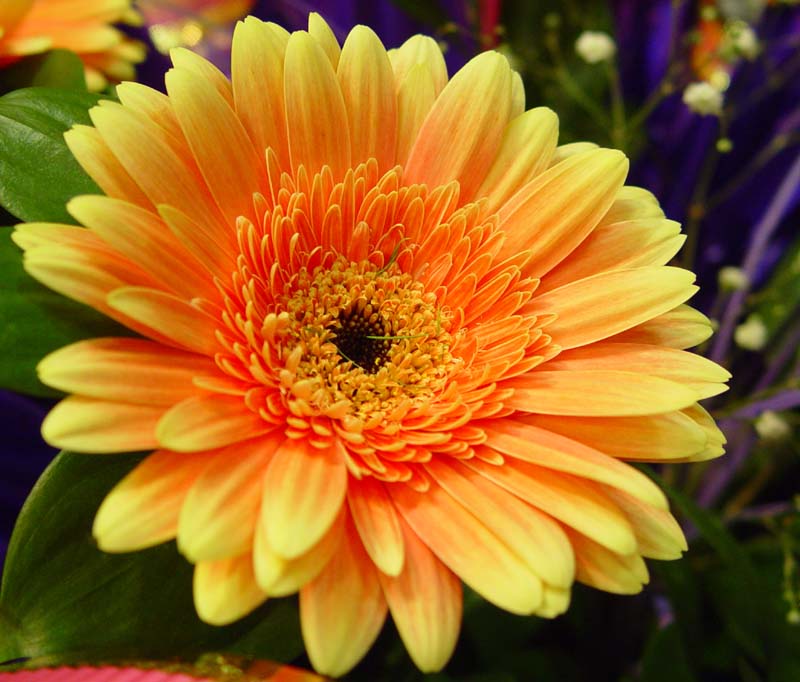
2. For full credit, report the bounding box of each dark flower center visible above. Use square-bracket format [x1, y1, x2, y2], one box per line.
[332, 299, 392, 373]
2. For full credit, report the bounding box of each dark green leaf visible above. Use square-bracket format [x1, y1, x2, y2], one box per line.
[0, 87, 103, 223]
[0, 50, 87, 94]
[0, 451, 302, 664]
[0, 229, 129, 398]
[640, 623, 697, 682]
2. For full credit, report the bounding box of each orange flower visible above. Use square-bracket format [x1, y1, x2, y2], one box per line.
[0, 0, 145, 91]
[14, 14, 729, 676]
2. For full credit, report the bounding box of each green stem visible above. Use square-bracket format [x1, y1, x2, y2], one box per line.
[607, 60, 627, 149]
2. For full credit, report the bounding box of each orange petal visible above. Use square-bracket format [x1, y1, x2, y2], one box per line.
[388, 34, 448, 96]
[93, 449, 213, 552]
[254, 508, 344, 596]
[604, 488, 687, 560]
[394, 63, 436, 166]
[283, 30, 350, 180]
[262, 438, 348, 559]
[467, 458, 637, 555]
[194, 552, 267, 625]
[348, 476, 405, 576]
[404, 50, 513, 202]
[379, 516, 462, 672]
[231, 17, 290, 169]
[546, 342, 730, 400]
[170, 46, 232, 105]
[497, 149, 628, 277]
[107, 286, 221, 356]
[67, 195, 217, 300]
[64, 125, 152, 209]
[165, 66, 265, 225]
[609, 304, 714, 349]
[391, 478, 544, 615]
[518, 411, 709, 461]
[528, 267, 698, 349]
[568, 530, 649, 595]
[337, 25, 397, 171]
[42, 395, 162, 452]
[426, 459, 575, 587]
[178, 436, 280, 562]
[480, 420, 667, 508]
[477, 107, 559, 214]
[38, 337, 214, 406]
[539, 218, 684, 293]
[300, 516, 387, 677]
[89, 102, 229, 246]
[157, 394, 271, 452]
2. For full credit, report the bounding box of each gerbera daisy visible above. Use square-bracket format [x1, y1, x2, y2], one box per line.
[0, 0, 145, 91]
[13, 14, 729, 676]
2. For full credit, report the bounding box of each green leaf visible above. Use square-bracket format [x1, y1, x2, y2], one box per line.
[0, 50, 87, 94]
[640, 623, 697, 682]
[0, 229, 129, 398]
[0, 87, 103, 223]
[0, 451, 303, 664]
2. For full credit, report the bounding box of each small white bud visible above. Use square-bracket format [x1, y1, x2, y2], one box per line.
[754, 410, 791, 442]
[734, 314, 768, 350]
[730, 22, 759, 58]
[575, 31, 617, 64]
[708, 69, 732, 92]
[683, 81, 725, 116]
[718, 266, 750, 291]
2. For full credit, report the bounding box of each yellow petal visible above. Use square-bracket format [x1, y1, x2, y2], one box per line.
[38, 337, 214, 406]
[426, 459, 575, 586]
[388, 34, 448, 95]
[165, 66, 266, 225]
[528, 267, 698, 350]
[348, 477, 405, 576]
[64, 125, 152, 209]
[468, 458, 637, 556]
[308, 12, 340, 68]
[254, 509, 344, 596]
[300, 517, 387, 677]
[42, 396, 162, 452]
[169, 46, 232, 105]
[262, 438, 348, 559]
[477, 107, 559, 214]
[404, 50, 513, 202]
[178, 436, 280, 561]
[337, 25, 397, 171]
[283, 30, 350, 180]
[67, 194, 216, 300]
[93, 450, 212, 551]
[504, 370, 699, 416]
[569, 531, 649, 594]
[379, 516, 462, 673]
[481, 421, 667, 508]
[391, 478, 544, 615]
[231, 17, 290, 169]
[547, 342, 730, 400]
[156, 394, 272, 452]
[194, 553, 267, 625]
[394, 63, 436, 166]
[496, 149, 628, 277]
[519, 411, 710, 461]
[610, 304, 714, 349]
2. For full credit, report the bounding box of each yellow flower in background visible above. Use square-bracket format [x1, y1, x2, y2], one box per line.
[0, 0, 145, 91]
[14, 14, 729, 676]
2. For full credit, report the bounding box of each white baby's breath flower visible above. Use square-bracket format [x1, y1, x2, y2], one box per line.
[718, 266, 750, 292]
[575, 31, 617, 64]
[734, 314, 768, 350]
[683, 81, 725, 116]
[754, 410, 791, 442]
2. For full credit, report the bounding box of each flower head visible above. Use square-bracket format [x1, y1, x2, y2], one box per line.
[14, 14, 729, 676]
[0, 0, 145, 90]
[682, 80, 725, 115]
[574, 30, 617, 63]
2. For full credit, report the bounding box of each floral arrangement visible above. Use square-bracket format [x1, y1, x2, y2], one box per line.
[0, 1, 797, 681]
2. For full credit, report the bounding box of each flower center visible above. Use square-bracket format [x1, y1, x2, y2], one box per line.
[330, 301, 392, 373]
[272, 256, 461, 422]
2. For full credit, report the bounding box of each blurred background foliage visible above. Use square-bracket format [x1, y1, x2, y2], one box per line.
[0, 0, 798, 680]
